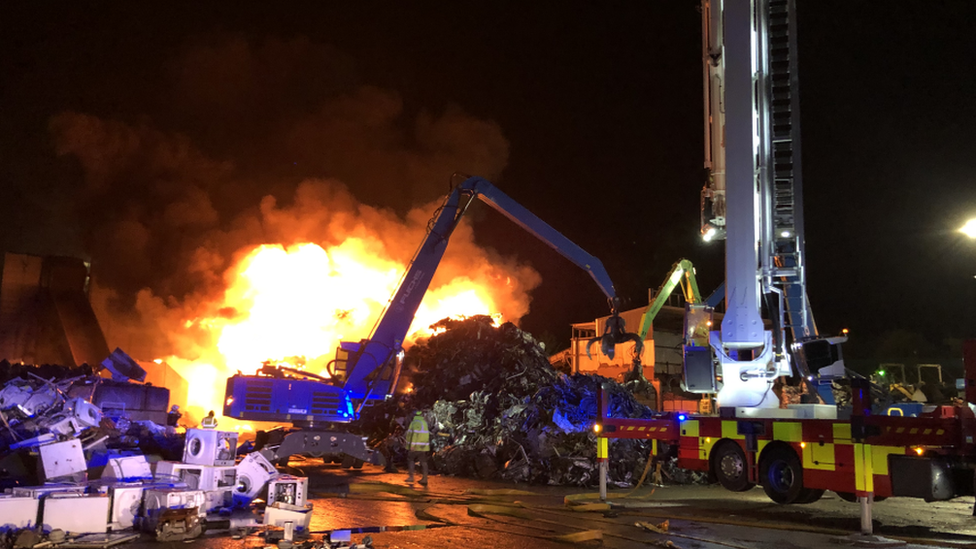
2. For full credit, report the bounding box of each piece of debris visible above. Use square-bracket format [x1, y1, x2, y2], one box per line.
[154, 507, 203, 542]
[636, 520, 670, 534]
[12, 528, 42, 549]
[59, 532, 140, 548]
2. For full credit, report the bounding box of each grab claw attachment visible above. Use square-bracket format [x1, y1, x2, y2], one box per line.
[585, 301, 643, 360]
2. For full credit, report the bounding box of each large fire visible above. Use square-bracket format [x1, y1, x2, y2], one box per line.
[164, 240, 503, 426]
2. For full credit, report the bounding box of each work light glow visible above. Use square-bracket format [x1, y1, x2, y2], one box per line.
[960, 218, 976, 239]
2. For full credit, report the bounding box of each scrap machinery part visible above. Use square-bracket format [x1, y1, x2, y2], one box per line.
[586, 297, 644, 361]
[255, 429, 385, 468]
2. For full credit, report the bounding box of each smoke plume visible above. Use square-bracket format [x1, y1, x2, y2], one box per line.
[47, 35, 535, 363]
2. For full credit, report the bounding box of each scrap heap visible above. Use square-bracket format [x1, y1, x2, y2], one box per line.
[0, 352, 312, 545]
[397, 315, 660, 487]
[0, 352, 181, 462]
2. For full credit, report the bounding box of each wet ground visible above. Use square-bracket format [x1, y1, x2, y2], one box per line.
[133, 459, 976, 549]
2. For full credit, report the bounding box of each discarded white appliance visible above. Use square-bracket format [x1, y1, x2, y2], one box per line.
[18, 385, 59, 417]
[101, 454, 153, 482]
[0, 495, 40, 531]
[11, 484, 86, 498]
[39, 397, 103, 436]
[155, 461, 238, 512]
[38, 439, 87, 482]
[264, 501, 313, 531]
[155, 461, 237, 491]
[267, 474, 309, 507]
[183, 428, 238, 466]
[0, 382, 32, 411]
[202, 485, 234, 512]
[234, 452, 277, 506]
[42, 493, 111, 534]
[99, 484, 146, 530]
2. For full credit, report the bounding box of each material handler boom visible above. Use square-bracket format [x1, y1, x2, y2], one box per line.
[225, 175, 639, 465]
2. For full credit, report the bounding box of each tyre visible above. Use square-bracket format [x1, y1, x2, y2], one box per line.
[712, 441, 755, 492]
[759, 446, 805, 504]
[795, 488, 825, 504]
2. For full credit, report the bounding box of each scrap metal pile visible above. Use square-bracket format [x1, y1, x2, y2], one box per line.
[390, 316, 666, 487]
[0, 353, 312, 547]
[0, 351, 182, 470]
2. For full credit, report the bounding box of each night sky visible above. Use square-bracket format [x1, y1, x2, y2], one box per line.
[2, 2, 974, 361]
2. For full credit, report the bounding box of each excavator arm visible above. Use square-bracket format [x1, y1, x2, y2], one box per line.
[635, 259, 702, 341]
[340, 174, 639, 401]
[225, 174, 640, 433]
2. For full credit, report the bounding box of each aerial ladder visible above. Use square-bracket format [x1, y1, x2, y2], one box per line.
[695, 0, 845, 409]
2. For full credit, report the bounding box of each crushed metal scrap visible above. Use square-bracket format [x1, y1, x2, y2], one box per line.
[358, 315, 705, 487]
[0, 350, 317, 548]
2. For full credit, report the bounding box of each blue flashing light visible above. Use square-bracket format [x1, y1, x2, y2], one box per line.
[677, 413, 687, 422]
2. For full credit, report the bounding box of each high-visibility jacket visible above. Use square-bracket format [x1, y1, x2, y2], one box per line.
[406, 414, 430, 452]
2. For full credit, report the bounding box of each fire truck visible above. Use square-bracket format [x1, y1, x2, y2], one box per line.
[595, 0, 976, 516]
[224, 174, 640, 466]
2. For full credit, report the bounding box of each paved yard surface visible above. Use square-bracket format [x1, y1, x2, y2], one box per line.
[125, 460, 976, 549]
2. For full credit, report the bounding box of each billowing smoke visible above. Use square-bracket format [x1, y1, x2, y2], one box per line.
[47, 35, 537, 367]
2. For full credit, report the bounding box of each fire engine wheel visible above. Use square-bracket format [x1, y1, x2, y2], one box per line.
[795, 487, 825, 504]
[759, 446, 806, 504]
[712, 441, 755, 492]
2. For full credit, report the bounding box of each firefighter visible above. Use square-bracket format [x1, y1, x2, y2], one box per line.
[201, 410, 218, 429]
[404, 410, 429, 486]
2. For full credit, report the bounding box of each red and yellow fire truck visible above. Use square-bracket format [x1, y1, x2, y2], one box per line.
[595, 0, 976, 512]
[597, 339, 976, 506]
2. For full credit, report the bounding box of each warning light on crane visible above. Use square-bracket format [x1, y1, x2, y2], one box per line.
[701, 221, 725, 242]
[960, 218, 976, 239]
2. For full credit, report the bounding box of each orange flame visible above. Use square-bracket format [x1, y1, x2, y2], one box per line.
[166, 240, 502, 423]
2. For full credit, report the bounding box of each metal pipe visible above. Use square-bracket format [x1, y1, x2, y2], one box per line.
[599, 460, 608, 501]
[859, 494, 873, 534]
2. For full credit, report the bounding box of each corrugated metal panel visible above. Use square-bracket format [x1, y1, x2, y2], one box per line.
[0, 253, 109, 366]
[0, 253, 44, 363]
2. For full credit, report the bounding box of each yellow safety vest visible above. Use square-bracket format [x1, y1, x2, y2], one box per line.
[406, 415, 430, 451]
